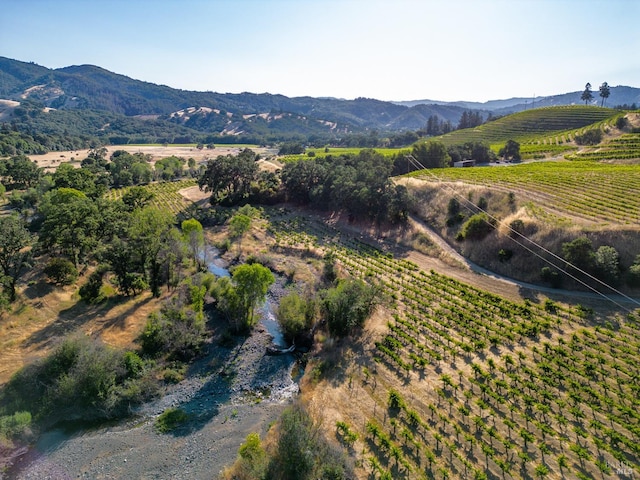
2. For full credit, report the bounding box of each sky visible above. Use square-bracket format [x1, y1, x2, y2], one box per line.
[1, 0, 638, 103]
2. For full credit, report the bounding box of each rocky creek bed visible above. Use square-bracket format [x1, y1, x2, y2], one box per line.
[6, 287, 299, 480]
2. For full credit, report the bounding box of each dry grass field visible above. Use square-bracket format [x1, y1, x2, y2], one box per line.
[27, 144, 277, 171]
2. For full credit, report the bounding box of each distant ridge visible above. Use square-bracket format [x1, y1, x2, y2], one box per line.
[394, 86, 640, 115]
[0, 56, 638, 138]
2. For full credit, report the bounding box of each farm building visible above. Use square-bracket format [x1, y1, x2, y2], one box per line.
[453, 159, 475, 167]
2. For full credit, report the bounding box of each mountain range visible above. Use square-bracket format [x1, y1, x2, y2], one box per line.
[1, 56, 639, 142]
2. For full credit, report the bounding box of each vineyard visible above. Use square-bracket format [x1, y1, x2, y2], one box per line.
[280, 147, 404, 162]
[434, 106, 620, 149]
[567, 133, 640, 162]
[408, 161, 640, 225]
[103, 179, 198, 215]
[267, 212, 640, 480]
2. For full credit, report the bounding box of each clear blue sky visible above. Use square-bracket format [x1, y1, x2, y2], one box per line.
[1, 0, 638, 102]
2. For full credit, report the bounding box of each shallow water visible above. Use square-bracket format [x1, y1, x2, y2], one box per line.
[204, 245, 288, 348]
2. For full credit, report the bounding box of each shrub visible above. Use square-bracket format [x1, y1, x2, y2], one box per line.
[459, 213, 496, 240]
[498, 249, 513, 262]
[0, 411, 32, 443]
[229, 432, 268, 479]
[0, 336, 154, 423]
[79, 265, 108, 304]
[509, 219, 525, 238]
[276, 292, 314, 342]
[616, 116, 628, 130]
[562, 236, 595, 272]
[447, 198, 461, 217]
[139, 306, 205, 360]
[541, 267, 562, 288]
[44, 258, 78, 285]
[154, 407, 188, 433]
[266, 402, 352, 480]
[322, 279, 379, 337]
[594, 245, 620, 284]
[627, 262, 640, 287]
[574, 129, 603, 145]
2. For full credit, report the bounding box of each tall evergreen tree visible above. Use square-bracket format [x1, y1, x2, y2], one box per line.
[599, 82, 610, 107]
[580, 83, 593, 105]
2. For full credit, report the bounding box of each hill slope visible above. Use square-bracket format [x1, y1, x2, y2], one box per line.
[2, 56, 638, 139]
[431, 105, 621, 147]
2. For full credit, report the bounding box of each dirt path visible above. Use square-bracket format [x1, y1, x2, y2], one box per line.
[406, 214, 640, 311]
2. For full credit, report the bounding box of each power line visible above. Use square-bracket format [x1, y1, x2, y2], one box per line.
[404, 154, 640, 314]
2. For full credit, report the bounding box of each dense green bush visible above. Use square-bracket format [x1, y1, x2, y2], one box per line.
[574, 129, 603, 145]
[276, 292, 315, 342]
[562, 236, 595, 272]
[0, 411, 32, 443]
[139, 305, 205, 360]
[44, 257, 78, 285]
[322, 278, 379, 337]
[594, 245, 620, 284]
[459, 213, 496, 240]
[154, 407, 189, 433]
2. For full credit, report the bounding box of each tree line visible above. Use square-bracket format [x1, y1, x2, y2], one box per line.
[199, 148, 412, 224]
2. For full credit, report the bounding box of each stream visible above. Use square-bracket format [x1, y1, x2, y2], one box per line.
[5, 247, 297, 479]
[203, 245, 288, 348]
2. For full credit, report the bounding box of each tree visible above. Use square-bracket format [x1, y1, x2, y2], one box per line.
[232, 263, 275, 331]
[52, 162, 105, 198]
[44, 257, 78, 285]
[581, 83, 593, 105]
[2, 155, 41, 188]
[104, 238, 146, 296]
[0, 215, 32, 301]
[39, 188, 100, 266]
[155, 156, 186, 181]
[198, 149, 258, 205]
[121, 186, 154, 211]
[322, 278, 379, 337]
[412, 141, 450, 168]
[281, 159, 326, 205]
[562, 236, 595, 272]
[229, 214, 252, 251]
[181, 218, 204, 267]
[128, 206, 176, 297]
[599, 82, 610, 107]
[594, 245, 620, 284]
[276, 292, 314, 342]
[499, 140, 521, 161]
[108, 150, 153, 187]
